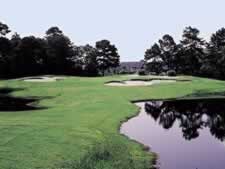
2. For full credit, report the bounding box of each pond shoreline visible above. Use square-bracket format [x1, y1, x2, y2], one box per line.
[118, 102, 159, 168]
[120, 98, 225, 169]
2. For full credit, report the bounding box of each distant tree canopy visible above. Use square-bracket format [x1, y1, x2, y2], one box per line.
[144, 26, 225, 80]
[46, 26, 63, 35]
[0, 22, 10, 36]
[0, 23, 120, 78]
[1, 21, 225, 79]
[71, 44, 98, 76]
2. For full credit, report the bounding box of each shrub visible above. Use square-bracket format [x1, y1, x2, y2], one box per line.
[159, 72, 167, 76]
[138, 70, 146, 76]
[149, 72, 157, 75]
[167, 70, 177, 76]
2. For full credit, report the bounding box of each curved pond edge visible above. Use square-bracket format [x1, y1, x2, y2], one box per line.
[119, 96, 225, 169]
[118, 101, 159, 169]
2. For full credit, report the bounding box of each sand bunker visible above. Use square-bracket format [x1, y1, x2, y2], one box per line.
[106, 80, 176, 86]
[23, 76, 65, 82]
[125, 74, 182, 80]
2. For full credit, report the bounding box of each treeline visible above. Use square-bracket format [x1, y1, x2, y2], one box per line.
[144, 26, 225, 80]
[0, 22, 120, 78]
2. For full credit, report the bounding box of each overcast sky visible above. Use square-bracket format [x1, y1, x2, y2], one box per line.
[1, 0, 225, 61]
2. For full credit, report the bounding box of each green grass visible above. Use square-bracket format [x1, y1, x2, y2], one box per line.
[0, 75, 224, 169]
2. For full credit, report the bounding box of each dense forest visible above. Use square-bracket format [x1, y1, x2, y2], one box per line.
[1, 21, 225, 80]
[0, 22, 120, 78]
[144, 26, 225, 80]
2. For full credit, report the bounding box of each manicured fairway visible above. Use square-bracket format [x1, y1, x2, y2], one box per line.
[0, 75, 224, 169]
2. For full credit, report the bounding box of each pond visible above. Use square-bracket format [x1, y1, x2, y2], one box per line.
[120, 98, 225, 169]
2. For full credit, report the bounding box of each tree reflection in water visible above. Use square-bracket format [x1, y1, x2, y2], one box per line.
[145, 99, 225, 141]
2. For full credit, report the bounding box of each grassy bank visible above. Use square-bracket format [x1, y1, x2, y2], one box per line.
[0, 75, 224, 169]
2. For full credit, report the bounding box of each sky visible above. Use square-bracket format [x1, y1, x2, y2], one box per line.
[1, 0, 225, 61]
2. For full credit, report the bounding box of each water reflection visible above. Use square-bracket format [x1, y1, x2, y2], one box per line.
[145, 99, 225, 141]
[121, 98, 225, 169]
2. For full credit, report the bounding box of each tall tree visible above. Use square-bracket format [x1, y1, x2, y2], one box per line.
[0, 22, 11, 77]
[45, 27, 73, 74]
[11, 33, 21, 49]
[71, 45, 98, 76]
[71, 45, 86, 74]
[144, 43, 163, 74]
[0, 37, 11, 77]
[203, 28, 225, 79]
[8, 33, 21, 77]
[81, 45, 98, 76]
[180, 26, 205, 75]
[46, 27, 63, 35]
[0, 22, 10, 36]
[158, 34, 178, 71]
[95, 40, 120, 75]
[10, 36, 47, 76]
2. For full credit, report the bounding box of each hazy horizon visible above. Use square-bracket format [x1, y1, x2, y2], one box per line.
[2, 0, 225, 61]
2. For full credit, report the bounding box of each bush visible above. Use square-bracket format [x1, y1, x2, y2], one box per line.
[149, 72, 157, 75]
[159, 72, 167, 76]
[167, 70, 177, 76]
[138, 70, 146, 76]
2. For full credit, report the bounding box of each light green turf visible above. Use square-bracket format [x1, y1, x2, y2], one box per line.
[0, 75, 224, 169]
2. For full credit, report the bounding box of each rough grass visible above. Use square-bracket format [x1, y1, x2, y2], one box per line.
[60, 135, 156, 169]
[0, 75, 224, 169]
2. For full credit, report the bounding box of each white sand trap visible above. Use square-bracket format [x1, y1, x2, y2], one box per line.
[125, 74, 181, 80]
[106, 80, 176, 86]
[23, 76, 65, 82]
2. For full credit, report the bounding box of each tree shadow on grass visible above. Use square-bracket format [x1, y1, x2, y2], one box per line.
[0, 87, 24, 95]
[182, 89, 225, 98]
[0, 87, 51, 111]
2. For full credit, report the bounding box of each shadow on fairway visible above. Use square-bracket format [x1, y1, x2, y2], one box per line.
[0, 87, 51, 111]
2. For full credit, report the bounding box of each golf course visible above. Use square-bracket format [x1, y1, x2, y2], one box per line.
[0, 75, 224, 169]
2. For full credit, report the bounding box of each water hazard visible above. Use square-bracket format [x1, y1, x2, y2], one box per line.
[121, 98, 225, 169]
